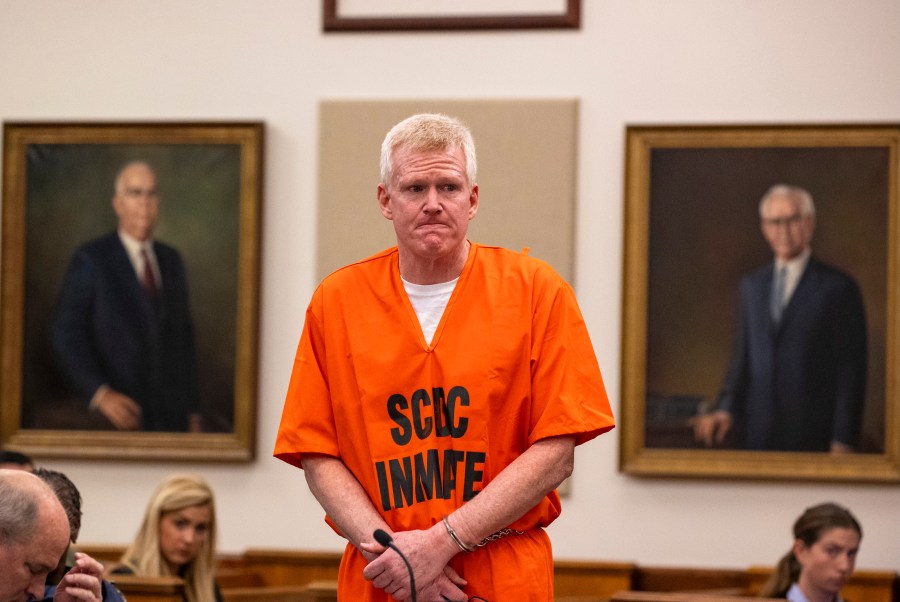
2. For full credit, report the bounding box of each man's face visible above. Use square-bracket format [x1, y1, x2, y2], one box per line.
[0, 527, 68, 602]
[760, 193, 815, 261]
[113, 164, 159, 241]
[377, 145, 478, 266]
[795, 527, 860, 599]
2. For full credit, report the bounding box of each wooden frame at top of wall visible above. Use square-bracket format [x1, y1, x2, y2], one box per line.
[322, 0, 581, 31]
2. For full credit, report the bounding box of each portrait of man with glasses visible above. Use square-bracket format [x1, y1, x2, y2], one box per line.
[692, 184, 868, 453]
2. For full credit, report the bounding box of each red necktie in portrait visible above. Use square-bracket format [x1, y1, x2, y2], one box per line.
[141, 248, 158, 296]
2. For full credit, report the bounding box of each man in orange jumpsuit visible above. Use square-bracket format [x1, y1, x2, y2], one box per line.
[275, 113, 614, 601]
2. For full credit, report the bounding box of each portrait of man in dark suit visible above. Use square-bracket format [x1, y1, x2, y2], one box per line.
[2, 124, 260, 460]
[693, 184, 868, 452]
[50, 161, 200, 432]
[624, 128, 892, 479]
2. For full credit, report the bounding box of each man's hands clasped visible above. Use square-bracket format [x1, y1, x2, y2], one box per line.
[360, 526, 469, 602]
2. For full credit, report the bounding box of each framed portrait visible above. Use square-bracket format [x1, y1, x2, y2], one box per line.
[322, 0, 580, 31]
[1, 122, 263, 461]
[619, 124, 900, 482]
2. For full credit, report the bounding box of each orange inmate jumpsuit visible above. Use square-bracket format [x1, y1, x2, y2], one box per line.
[275, 243, 615, 601]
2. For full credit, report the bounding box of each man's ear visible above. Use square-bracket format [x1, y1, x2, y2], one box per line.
[377, 184, 393, 220]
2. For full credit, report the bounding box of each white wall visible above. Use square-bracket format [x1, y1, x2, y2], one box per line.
[2, 0, 899, 571]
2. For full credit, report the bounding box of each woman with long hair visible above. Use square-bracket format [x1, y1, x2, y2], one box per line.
[759, 502, 862, 602]
[110, 473, 221, 602]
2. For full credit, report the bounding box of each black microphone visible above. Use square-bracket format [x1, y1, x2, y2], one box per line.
[373, 529, 416, 602]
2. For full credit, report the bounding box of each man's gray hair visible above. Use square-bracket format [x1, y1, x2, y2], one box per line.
[379, 113, 477, 186]
[0, 473, 40, 544]
[759, 184, 816, 218]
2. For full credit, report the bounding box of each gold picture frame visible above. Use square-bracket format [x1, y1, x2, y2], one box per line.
[620, 123, 900, 482]
[1, 122, 263, 461]
[322, 0, 580, 31]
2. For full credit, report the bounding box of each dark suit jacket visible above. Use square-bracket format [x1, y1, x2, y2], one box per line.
[51, 232, 198, 431]
[717, 257, 867, 451]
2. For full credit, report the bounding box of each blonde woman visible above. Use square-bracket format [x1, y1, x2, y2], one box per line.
[759, 502, 862, 602]
[110, 473, 221, 602]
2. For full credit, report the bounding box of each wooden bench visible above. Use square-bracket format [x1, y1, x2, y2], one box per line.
[554, 559, 637, 599]
[609, 592, 785, 602]
[221, 580, 337, 602]
[104, 575, 184, 602]
[215, 568, 265, 589]
[73, 545, 898, 602]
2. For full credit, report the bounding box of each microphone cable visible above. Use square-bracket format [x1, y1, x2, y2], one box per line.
[373, 529, 417, 602]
